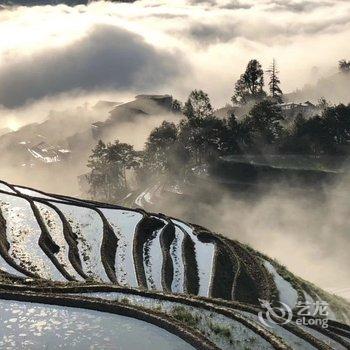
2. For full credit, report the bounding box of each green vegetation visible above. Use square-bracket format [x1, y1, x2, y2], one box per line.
[171, 306, 200, 328]
[247, 243, 350, 321]
[232, 59, 266, 105]
[86, 59, 350, 202]
[170, 306, 236, 345]
[208, 322, 231, 339]
[153, 305, 162, 312]
[87, 140, 139, 202]
[121, 297, 130, 305]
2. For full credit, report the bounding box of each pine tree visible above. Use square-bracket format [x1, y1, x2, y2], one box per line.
[267, 59, 283, 103]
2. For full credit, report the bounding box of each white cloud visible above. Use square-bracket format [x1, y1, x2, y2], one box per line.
[0, 0, 350, 108]
[0, 24, 186, 107]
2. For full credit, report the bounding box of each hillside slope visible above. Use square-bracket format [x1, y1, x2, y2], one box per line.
[0, 180, 349, 349]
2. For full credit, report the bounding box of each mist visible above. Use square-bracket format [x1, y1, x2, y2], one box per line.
[142, 172, 350, 295]
[1, 0, 350, 110]
[0, 92, 180, 195]
[98, 114, 181, 150]
[1, 0, 350, 301]
[288, 71, 350, 105]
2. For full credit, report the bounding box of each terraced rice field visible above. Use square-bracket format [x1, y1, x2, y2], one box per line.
[0, 180, 349, 349]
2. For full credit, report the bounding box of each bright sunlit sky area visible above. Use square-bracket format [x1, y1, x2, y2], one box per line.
[1, 0, 350, 118]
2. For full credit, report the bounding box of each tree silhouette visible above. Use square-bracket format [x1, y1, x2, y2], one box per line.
[183, 90, 213, 123]
[232, 59, 266, 105]
[244, 59, 265, 95]
[281, 104, 350, 155]
[144, 121, 180, 174]
[232, 76, 250, 105]
[171, 99, 182, 113]
[244, 100, 284, 145]
[225, 112, 250, 153]
[85, 82, 350, 203]
[87, 140, 137, 202]
[267, 59, 283, 103]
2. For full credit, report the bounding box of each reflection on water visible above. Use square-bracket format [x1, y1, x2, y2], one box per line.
[170, 227, 185, 293]
[172, 220, 215, 297]
[100, 208, 143, 288]
[0, 299, 194, 350]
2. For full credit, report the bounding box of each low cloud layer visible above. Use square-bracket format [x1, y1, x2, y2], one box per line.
[145, 173, 350, 291]
[0, 0, 350, 110]
[0, 24, 185, 108]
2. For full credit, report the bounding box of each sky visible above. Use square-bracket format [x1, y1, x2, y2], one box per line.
[1, 0, 350, 129]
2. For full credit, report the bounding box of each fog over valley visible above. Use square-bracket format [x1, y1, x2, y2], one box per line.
[1, 0, 350, 305]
